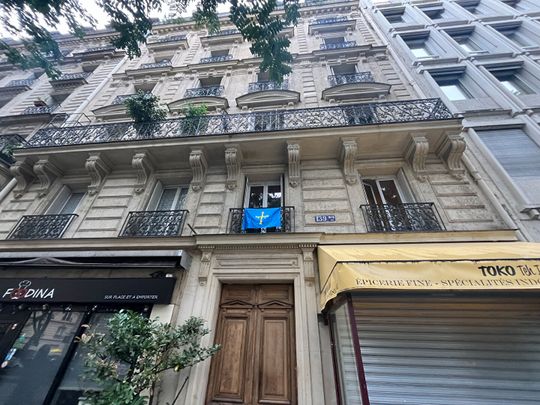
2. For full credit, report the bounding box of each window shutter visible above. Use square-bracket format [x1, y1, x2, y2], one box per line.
[477, 128, 540, 202]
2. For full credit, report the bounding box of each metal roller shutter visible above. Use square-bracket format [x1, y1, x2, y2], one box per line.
[352, 296, 540, 405]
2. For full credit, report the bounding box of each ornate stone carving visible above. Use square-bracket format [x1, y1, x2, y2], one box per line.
[301, 247, 315, 282]
[225, 144, 242, 191]
[340, 139, 358, 185]
[406, 135, 429, 182]
[189, 148, 207, 192]
[85, 153, 111, 195]
[132, 152, 154, 194]
[287, 143, 301, 188]
[438, 132, 466, 179]
[33, 157, 62, 197]
[10, 159, 35, 199]
[198, 246, 214, 285]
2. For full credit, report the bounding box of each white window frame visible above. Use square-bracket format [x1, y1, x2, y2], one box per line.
[46, 186, 85, 215]
[147, 182, 189, 211]
[244, 180, 283, 208]
[362, 176, 411, 205]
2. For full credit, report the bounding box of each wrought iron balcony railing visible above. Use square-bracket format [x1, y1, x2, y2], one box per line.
[328, 72, 374, 86]
[248, 80, 289, 92]
[25, 98, 452, 148]
[208, 29, 240, 37]
[200, 54, 233, 64]
[227, 207, 295, 234]
[51, 72, 90, 82]
[360, 203, 444, 232]
[0, 134, 27, 165]
[149, 34, 187, 43]
[119, 210, 188, 237]
[184, 86, 224, 98]
[320, 41, 357, 50]
[22, 105, 58, 115]
[81, 46, 115, 53]
[8, 214, 78, 240]
[139, 60, 172, 69]
[313, 16, 348, 25]
[5, 79, 35, 88]
[305, 0, 355, 6]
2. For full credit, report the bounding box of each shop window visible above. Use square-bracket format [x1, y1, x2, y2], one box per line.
[47, 186, 85, 215]
[476, 128, 540, 203]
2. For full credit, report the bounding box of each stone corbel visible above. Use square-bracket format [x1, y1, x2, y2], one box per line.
[198, 246, 214, 285]
[132, 152, 154, 194]
[287, 142, 301, 188]
[85, 153, 111, 195]
[340, 139, 358, 185]
[406, 135, 429, 182]
[189, 147, 208, 192]
[33, 157, 62, 197]
[300, 245, 316, 283]
[438, 132, 466, 179]
[10, 159, 35, 199]
[225, 144, 242, 191]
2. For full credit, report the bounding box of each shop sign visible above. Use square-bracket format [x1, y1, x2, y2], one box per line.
[0, 278, 176, 304]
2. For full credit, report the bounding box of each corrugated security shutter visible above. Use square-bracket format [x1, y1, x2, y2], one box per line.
[353, 296, 540, 405]
[477, 128, 540, 202]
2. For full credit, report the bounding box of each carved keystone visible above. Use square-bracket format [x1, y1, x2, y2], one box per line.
[225, 144, 242, 191]
[85, 153, 111, 195]
[438, 132, 466, 179]
[189, 148, 208, 192]
[406, 135, 429, 182]
[287, 142, 301, 188]
[132, 152, 154, 194]
[340, 139, 358, 185]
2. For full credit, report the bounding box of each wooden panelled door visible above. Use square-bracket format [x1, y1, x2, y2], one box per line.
[206, 284, 296, 405]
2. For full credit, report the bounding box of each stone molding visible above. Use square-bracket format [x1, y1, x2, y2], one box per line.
[225, 144, 242, 191]
[33, 157, 62, 197]
[132, 152, 154, 194]
[406, 134, 429, 182]
[10, 159, 35, 199]
[340, 139, 358, 185]
[189, 147, 208, 192]
[85, 152, 111, 195]
[287, 142, 301, 188]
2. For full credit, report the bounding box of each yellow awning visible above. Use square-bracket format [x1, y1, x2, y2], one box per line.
[318, 242, 540, 310]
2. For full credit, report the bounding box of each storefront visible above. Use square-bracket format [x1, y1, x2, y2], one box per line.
[0, 276, 176, 405]
[319, 242, 540, 405]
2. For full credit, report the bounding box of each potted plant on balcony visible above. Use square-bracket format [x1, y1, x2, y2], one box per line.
[83, 310, 220, 405]
[124, 90, 167, 138]
[181, 103, 208, 135]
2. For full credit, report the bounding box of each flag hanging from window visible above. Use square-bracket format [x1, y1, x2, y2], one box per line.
[242, 207, 282, 230]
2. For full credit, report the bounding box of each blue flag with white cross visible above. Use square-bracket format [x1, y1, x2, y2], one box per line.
[242, 207, 282, 230]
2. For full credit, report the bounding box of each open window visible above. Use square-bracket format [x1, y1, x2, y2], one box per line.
[245, 181, 283, 209]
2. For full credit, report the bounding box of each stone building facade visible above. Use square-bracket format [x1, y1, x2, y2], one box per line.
[0, 1, 538, 404]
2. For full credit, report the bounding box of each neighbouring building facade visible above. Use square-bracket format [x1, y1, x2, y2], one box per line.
[0, 0, 538, 404]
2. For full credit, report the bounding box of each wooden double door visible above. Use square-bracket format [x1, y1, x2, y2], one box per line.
[206, 284, 296, 405]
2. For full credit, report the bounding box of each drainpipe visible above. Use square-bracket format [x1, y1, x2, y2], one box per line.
[0, 178, 17, 205]
[462, 154, 529, 241]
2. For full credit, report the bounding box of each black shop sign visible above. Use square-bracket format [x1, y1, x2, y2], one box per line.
[0, 278, 176, 304]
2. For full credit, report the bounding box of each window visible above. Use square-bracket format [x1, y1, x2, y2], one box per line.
[492, 24, 536, 48]
[363, 179, 405, 205]
[245, 182, 282, 209]
[403, 36, 433, 59]
[419, 6, 445, 20]
[410, 45, 431, 58]
[488, 68, 534, 96]
[199, 76, 222, 87]
[332, 64, 356, 76]
[148, 184, 188, 211]
[211, 49, 229, 57]
[433, 75, 471, 101]
[324, 37, 345, 45]
[477, 128, 540, 202]
[383, 11, 405, 24]
[253, 112, 284, 131]
[47, 187, 85, 215]
[457, 0, 480, 13]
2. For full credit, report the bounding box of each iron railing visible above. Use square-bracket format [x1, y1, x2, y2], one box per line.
[248, 80, 289, 92]
[305, 0, 355, 6]
[184, 86, 224, 97]
[149, 34, 187, 43]
[51, 72, 90, 81]
[328, 72, 374, 86]
[81, 46, 115, 53]
[119, 210, 188, 237]
[8, 214, 78, 240]
[320, 41, 357, 50]
[139, 60, 172, 69]
[22, 105, 57, 115]
[313, 16, 349, 25]
[360, 203, 444, 232]
[0, 134, 27, 165]
[227, 207, 295, 234]
[208, 29, 240, 37]
[24, 99, 453, 148]
[200, 54, 233, 64]
[4, 79, 34, 88]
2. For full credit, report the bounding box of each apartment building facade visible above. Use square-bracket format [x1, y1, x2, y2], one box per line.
[0, 0, 538, 404]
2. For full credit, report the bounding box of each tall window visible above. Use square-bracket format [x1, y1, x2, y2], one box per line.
[245, 182, 282, 209]
[433, 75, 471, 101]
[149, 185, 188, 211]
[477, 128, 540, 202]
[490, 71, 533, 96]
[363, 178, 405, 206]
[47, 187, 85, 215]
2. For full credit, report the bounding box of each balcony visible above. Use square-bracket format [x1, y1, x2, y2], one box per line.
[119, 210, 188, 237]
[22, 105, 58, 115]
[184, 86, 224, 98]
[314, 16, 348, 24]
[147, 34, 188, 51]
[199, 54, 233, 64]
[50, 72, 90, 92]
[201, 29, 242, 46]
[139, 60, 172, 70]
[0, 134, 27, 165]
[8, 214, 78, 240]
[248, 80, 289, 93]
[323, 72, 390, 101]
[73, 46, 116, 61]
[360, 203, 444, 232]
[320, 41, 357, 50]
[0, 79, 34, 95]
[26, 98, 453, 148]
[309, 16, 355, 34]
[227, 207, 295, 234]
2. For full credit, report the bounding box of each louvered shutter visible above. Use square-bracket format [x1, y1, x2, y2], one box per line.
[352, 296, 540, 405]
[477, 128, 540, 202]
